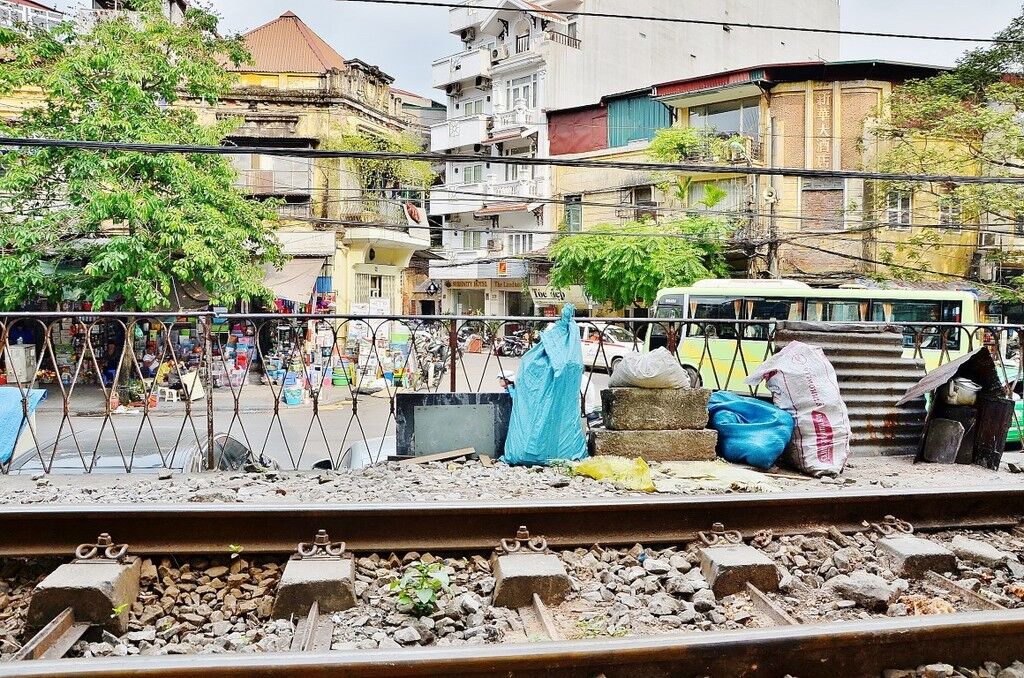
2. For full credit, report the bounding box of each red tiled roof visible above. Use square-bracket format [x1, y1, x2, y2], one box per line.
[231, 11, 346, 74]
[476, 203, 531, 216]
[520, 0, 565, 22]
[9, 0, 60, 12]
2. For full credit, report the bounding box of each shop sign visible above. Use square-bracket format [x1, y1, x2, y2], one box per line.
[497, 261, 508, 277]
[529, 285, 592, 307]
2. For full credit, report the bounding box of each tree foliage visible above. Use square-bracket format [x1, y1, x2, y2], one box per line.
[549, 217, 734, 309]
[871, 7, 1024, 291]
[322, 128, 434, 191]
[0, 0, 282, 310]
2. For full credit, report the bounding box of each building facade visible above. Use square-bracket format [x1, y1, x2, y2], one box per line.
[193, 11, 430, 316]
[426, 0, 840, 315]
[547, 61, 982, 289]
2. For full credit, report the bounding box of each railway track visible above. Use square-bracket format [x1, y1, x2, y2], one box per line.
[2, 486, 1024, 676]
[2, 485, 1022, 557]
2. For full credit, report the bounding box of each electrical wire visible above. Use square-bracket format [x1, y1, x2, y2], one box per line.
[6, 136, 1024, 185]
[329, 0, 1024, 45]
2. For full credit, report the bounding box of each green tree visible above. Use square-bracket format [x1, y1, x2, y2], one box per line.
[870, 7, 1024, 293]
[0, 0, 282, 311]
[548, 216, 734, 309]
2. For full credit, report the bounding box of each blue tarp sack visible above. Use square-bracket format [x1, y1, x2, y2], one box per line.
[0, 386, 47, 465]
[707, 391, 794, 470]
[504, 304, 587, 465]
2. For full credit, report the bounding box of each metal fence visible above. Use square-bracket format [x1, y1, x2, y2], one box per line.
[1, 312, 1022, 475]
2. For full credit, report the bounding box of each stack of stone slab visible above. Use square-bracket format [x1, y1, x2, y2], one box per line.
[589, 387, 718, 461]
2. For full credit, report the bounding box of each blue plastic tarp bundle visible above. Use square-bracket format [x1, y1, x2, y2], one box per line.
[0, 386, 47, 465]
[503, 304, 587, 466]
[707, 391, 794, 470]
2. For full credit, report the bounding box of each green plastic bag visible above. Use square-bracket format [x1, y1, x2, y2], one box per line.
[574, 456, 655, 492]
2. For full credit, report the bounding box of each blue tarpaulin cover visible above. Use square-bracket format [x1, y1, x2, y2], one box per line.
[0, 387, 46, 464]
[707, 391, 794, 470]
[503, 304, 587, 465]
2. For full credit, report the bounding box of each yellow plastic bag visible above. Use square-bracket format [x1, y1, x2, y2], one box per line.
[574, 456, 655, 492]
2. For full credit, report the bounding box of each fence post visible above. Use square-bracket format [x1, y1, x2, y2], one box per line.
[449, 320, 458, 393]
[204, 313, 215, 471]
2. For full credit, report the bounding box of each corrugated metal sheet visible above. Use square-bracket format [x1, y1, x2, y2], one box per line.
[548, 106, 608, 155]
[774, 322, 927, 457]
[607, 96, 671, 148]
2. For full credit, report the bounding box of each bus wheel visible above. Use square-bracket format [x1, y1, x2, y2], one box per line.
[683, 366, 702, 389]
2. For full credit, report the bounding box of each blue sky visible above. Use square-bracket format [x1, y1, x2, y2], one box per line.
[53, 1, 1024, 98]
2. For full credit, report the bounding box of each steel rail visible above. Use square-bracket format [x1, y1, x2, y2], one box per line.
[1, 486, 1021, 557]
[2, 611, 1024, 677]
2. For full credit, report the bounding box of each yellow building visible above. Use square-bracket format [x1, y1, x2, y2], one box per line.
[548, 61, 979, 285]
[195, 11, 430, 316]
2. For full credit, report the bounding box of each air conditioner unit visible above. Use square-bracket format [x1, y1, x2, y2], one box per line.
[460, 27, 476, 43]
[475, 76, 492, 90]
[636, 200, 658, 221]
[980, 232, 1001, 249]
[473, 144, 484, 153]
[487, 239, 503, 252]
[492, 45, 509, 61]
[446, 82, 463, 96]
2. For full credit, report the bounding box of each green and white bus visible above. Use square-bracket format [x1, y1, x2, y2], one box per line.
[647, 279, 984, 390]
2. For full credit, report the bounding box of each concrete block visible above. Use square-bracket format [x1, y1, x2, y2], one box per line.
[272, 557, 357, 619]
[590, 429, 717, 462]
[492, 553, 571, 608]
[950, 535, 1016, 568]
[602, 387, 711, 431]
[876, 536, 957, 578]
[27, 559, 141, 633]
[700, 545, 779, 598]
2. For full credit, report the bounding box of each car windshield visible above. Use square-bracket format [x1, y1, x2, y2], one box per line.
[603, 325, 636, 344]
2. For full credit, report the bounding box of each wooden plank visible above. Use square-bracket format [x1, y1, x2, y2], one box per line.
[925, 571, 1005, 611]
[399, 448, 476, 465]
[479, 454, 495, 468]
[14, 607, 89, 661]
[517, 595, 562, 642]
[533, 593, 561, 641]
[746, 583, 798, 626]
[291, 602, 319, 652]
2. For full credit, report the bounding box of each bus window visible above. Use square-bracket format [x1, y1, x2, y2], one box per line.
[688, 296, 739, 339]
[871, 300, 961, 350]
[743, 298, 803, 340]
[807, 300, 862, 322]
[649, 301, 685, 349]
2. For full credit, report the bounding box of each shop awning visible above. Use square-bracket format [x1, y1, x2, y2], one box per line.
[482, 128, 538, 145]
[475, 202, 543, 216]
[264, 257, 325, 304]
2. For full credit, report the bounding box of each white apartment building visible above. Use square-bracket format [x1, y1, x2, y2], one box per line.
[0, 0, 62, 31]
[427, 0, 840, 316]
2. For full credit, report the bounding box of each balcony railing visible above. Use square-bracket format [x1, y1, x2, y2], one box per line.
[428, 183, 486, 217]
[233, 168, 312, 196]
[487, 178, 539, 202]
[432, 47, 492, 89]
[545, 30, 581, 48]
[514, 34, 531, 54]
[77, 8, 142, 29]
[429, 114, 490, 152]
[492, 107, 536, 131]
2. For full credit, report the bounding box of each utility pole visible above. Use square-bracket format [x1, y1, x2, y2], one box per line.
[766, 115, 780, 278]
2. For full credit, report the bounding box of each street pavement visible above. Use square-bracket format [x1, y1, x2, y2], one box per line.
[16, 352, 611, 472]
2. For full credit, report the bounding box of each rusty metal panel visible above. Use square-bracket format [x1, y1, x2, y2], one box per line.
[774, 321, 927, 457]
